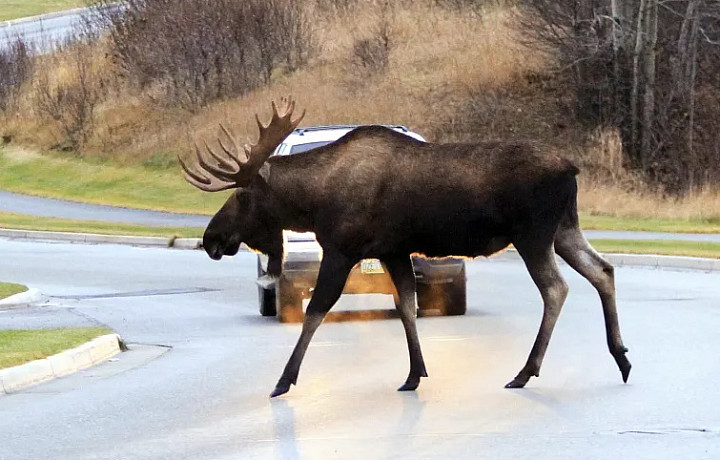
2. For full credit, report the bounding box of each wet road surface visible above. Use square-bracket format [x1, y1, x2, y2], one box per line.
[0, 238, 718, 459]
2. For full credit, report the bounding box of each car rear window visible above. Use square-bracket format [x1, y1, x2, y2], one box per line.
[290, 141, 332, 155]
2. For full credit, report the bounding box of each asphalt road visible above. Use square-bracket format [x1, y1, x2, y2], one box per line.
[0, 5, 120, 51]
[0, 190, 210, 227]
[0, 8, 84, 50]
[0, 238, 718, 459]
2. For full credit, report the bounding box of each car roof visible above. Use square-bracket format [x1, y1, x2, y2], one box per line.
[281, 125, 426, 145]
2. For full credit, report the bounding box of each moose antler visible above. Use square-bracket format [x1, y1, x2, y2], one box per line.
[179, 97, 305, 192]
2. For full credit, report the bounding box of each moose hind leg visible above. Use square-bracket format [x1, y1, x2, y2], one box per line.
[554, 225, 631, 383]
[383, 255, 429, 391]
[270, 250, 355, 398]
[506, 243, 569, 389]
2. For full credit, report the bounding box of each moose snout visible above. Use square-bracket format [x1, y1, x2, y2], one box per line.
[204, 243, 225, 260]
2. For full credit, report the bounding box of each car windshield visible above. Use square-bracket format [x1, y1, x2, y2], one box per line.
[290, 141, 332, 155]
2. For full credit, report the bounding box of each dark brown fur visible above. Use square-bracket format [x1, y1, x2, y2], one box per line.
[202, 126, 631, 396]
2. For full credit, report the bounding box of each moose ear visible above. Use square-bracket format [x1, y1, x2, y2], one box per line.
[258, 163, 271, 183]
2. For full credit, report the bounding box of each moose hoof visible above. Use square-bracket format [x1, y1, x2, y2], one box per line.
[397, 377, 421, 392]
[504, 378, 528, 389]
[615, 353, 632, 383]
[270, 380, 292, 398]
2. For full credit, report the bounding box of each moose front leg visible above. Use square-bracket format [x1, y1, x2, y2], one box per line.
[383, 255, 428, 391]
[270, 250, 355, 398]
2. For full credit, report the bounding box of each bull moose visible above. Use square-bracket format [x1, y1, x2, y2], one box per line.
[180, 98, 631, 397]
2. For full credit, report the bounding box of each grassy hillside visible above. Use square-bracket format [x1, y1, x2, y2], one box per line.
[4, 3, 546, 160]
[1, 0, 720, 226]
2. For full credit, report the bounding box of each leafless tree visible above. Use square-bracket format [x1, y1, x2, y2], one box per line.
[34, 43, 100, 152]
[518, 0, 720, 193]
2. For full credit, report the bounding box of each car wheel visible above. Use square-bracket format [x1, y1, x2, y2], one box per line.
[257, 259, 276, 317]
[276, 274, 305, 323]
[416, 266, 467, 316]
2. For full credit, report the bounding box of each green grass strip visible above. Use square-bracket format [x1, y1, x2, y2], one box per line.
[0, 212, 204, 238]
[581, 214, 720, 234]
[0, 149, 226, 214]
[589, 239, 720, 259]
[0, 282, 28, 300]
[0, 0, 85, 22]
[0, 327, 111, 369]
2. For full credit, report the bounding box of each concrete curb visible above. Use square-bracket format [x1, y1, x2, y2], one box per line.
[0, 288, 45, 309]
[172, 237, 202, 250]
[0, 333, 123, 395]
[492, 248, 720, 272]
[604, 253, 720, 271]
[0, 228, 173, 247]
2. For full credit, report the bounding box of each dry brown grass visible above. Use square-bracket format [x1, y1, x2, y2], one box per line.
[579, 184, 720, 222]
[181, 3, 545, 156]
[577, 127, 720, 222]
[102, 2, 543, 162]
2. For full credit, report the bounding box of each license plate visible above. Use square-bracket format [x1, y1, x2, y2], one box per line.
[360, 259, 384, 274]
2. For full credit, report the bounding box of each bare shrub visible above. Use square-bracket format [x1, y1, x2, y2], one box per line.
[92, 0, 313, 110]
[432, 67, 577, 148]
[0, 38, 34, 114]
[579, 127, 627, 183]
[437, 88, 516, 142]
[34, 44, 101, 152]
[352, 34, 390, 74]
[246, 0, 314, 82]
[351, 2, 393, 76]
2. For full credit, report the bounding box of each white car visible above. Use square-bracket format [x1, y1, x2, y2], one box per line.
[257, 126, 467, 322]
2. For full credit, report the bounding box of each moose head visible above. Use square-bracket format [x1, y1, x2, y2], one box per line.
[179, 98, 305, 269]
